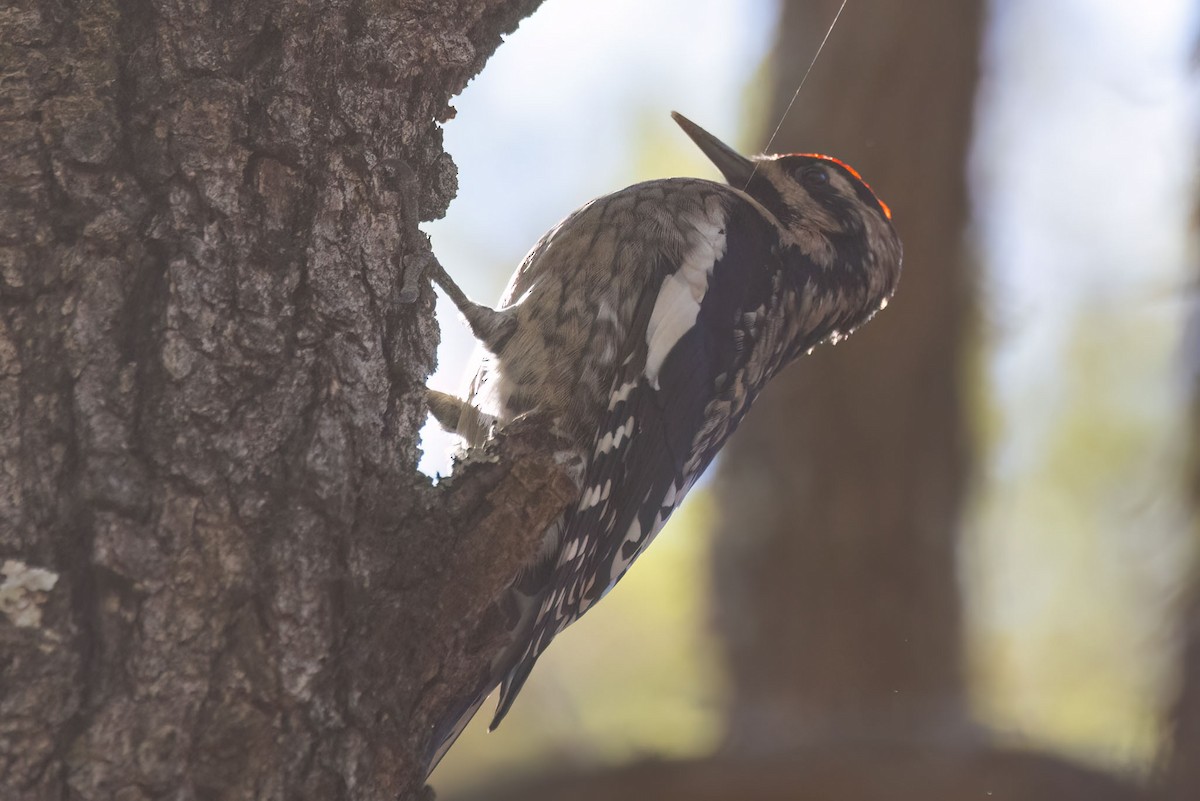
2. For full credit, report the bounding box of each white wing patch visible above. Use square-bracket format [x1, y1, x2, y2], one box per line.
[599, 476, 695, 597]
[595, 416, 634, 455]
[608, 518, 642, 584]
[607, 379, 638, 410]
[579, 479, 613, 510]
[644, 212, 727, 388]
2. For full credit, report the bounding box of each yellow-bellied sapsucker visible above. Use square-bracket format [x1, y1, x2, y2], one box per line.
[424, 112, 902, 772]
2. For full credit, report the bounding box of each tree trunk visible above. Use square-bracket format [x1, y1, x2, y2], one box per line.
[712, 0, 980, 749]
[1165, 587, 1200, 800]
[0, 2, 569, 799]
[1160, 196, 1200, 799]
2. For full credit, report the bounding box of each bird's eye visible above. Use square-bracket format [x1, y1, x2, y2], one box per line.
[801, 166, 829, 188]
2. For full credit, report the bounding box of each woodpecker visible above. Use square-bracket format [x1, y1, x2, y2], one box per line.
[424, 112, 901, 773]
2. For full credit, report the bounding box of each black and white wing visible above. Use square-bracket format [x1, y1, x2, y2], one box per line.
[489, 197, 784, 726]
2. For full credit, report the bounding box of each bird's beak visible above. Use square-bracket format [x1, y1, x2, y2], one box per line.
[671, 111, 755, 188]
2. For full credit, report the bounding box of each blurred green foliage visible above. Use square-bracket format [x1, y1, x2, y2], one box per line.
[966, 306, 1192, 773]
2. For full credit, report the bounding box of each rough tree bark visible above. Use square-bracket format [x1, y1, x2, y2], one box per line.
[0, 2, 576, 800]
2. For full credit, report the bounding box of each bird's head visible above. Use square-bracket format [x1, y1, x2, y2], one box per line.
[672, 111, 901, 321]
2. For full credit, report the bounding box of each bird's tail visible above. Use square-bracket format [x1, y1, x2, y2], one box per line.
[488, 648, 540, 731]
[423, 523, 563, 778]
[422, 586, 543, 779]
[422, 671, 496, 780]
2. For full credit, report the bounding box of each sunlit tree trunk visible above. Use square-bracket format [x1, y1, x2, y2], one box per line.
[0, 2, 565, 799]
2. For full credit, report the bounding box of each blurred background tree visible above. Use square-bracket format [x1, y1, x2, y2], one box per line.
[713, 0, 980, 752]
[426, 0, 1198, 798]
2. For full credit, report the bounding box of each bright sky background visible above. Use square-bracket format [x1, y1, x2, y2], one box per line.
[419, 0, 1199, 791]
[419, 0, 779, 478]
[975, 0, 1196, 455]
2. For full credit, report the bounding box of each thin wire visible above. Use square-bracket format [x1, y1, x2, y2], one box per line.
[744, 0, 849, 189]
